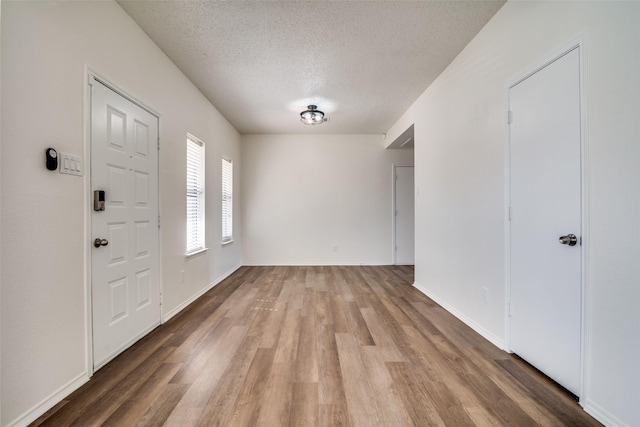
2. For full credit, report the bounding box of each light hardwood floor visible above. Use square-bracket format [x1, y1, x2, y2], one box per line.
[33, 266, 600, 426]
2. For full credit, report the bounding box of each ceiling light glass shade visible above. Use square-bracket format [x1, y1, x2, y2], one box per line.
[300, 105, 326, 125]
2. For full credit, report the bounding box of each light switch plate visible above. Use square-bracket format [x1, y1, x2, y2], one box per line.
[59, 152, 83, 176]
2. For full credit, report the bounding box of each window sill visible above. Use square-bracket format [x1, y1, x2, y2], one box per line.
[185, 248, 208, 259]
[221, 239, 234, 246]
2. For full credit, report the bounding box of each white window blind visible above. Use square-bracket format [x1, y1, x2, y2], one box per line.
[186, 136, 205, 254]
[221, 157, 233, 243]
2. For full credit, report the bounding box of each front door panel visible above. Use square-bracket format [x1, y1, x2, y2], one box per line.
[91, 79, 160, 370]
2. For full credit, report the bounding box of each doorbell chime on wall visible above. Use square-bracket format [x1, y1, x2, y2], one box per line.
[45, 148, 58, 170]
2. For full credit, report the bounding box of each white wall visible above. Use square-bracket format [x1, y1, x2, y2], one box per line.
[0, 1, 242, 425]
[242, 134, 413, 266]
[386, 1, 640, 426]
[0, 3, 3, 424]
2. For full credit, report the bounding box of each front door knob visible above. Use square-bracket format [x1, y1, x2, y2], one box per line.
[94, 238, 109, 248]
[558, 234, 578, 246]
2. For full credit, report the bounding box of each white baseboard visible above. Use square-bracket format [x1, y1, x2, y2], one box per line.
[241, 262, 389, 266]
[583, 398, 627, 427]
[6, 373, 90, 427]
[163, 263, 242, 322]
[413, 281, 505, 350]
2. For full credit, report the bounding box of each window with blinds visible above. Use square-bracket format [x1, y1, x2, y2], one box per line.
[186, 136, 205, 254]
[221, 157, 233, 244]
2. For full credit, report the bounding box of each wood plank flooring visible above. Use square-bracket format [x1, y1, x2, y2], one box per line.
[32, 266, 600, 426]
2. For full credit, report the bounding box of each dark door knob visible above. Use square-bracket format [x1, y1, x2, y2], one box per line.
[94, 238, 109, 248]
[558, 234, 577, 246]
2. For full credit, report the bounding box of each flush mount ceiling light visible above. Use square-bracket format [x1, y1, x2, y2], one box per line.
[300, 105, 327, 125]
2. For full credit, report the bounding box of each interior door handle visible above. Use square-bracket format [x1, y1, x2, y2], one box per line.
[94, 238, 109, 248]
[558, 234, 577, 246]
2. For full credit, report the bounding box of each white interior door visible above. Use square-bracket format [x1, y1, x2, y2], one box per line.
[91, 78, 160, 370]
[394, 165, 415, 265]
[509, 48, 582, 395]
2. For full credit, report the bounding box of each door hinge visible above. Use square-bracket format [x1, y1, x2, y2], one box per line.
[508, 302, 512, 317]
[157, 138, 160, 150]
[508, 207, 512, 221]
[507, 110, 513, 124]
[158, 215, 161, 228]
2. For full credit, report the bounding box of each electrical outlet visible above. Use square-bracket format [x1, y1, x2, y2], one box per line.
[332, 245, 338, 252]
[482, 287, 489, 304]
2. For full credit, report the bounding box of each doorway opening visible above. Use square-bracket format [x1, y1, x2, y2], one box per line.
[389, 124, 415, 265]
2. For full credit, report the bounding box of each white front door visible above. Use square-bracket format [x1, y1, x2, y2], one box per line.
[509, 47, 582, 395]
[394, 165, 415, 265]
[90, 78, 160, 370]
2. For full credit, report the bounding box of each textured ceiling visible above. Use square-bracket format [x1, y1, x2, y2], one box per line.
[117, 0, 505, 135]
